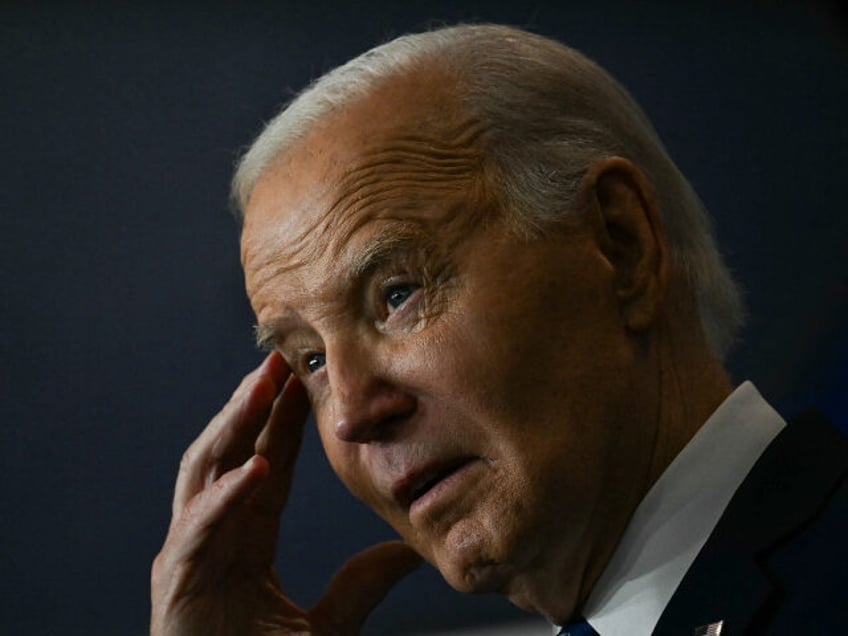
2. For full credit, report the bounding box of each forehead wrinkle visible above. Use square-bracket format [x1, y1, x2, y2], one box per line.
[347, 137, 484, 175]
[244, 189, 342, 305]
[319, 124, 488, 263]
[248, 115, 490, 316]
[244, 229, 320, 304]
[335, 122, 488, 204]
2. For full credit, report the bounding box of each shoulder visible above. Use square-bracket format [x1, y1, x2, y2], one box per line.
[753, 411, 848, 633]
[657, 411, 848, 635]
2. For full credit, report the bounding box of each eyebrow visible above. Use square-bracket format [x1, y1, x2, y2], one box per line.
[254, 317, 292, 352]
[253, 223, 434, 352]
[347, 224, 432, 280]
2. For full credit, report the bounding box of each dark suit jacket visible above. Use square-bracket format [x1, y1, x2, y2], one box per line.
[654, 411, 848, 635]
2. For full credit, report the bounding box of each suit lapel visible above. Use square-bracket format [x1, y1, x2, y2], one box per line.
[654, 411, 848, 635]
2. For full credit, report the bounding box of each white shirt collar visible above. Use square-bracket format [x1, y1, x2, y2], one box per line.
[555, 381, 786, 636]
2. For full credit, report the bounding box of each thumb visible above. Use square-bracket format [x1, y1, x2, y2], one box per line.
[309, 541, 422, 634]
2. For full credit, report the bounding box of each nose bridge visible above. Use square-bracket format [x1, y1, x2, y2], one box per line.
[325, 333, 415, 443]
[327, 334, 377, 412]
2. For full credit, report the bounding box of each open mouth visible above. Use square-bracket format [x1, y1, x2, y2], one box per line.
[394, 457, 476, 510]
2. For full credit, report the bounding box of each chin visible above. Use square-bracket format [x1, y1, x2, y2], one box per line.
[438, 554, 512, 594]
[429, 520, 520, 595]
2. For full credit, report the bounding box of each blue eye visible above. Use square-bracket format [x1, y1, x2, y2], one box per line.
[386, 284, 416, 311]
[306, 353, 326, 374]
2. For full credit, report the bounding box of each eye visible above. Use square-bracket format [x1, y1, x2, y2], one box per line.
[305, 352, 326, 374]
[385, 284, 418, 312]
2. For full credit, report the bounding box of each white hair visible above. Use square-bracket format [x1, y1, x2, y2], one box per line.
[232, 24, 745, 359]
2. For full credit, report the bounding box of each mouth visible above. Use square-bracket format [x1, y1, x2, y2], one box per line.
[393, 457, 477, 510]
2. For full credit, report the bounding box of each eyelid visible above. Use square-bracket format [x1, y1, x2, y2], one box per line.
[378, 280, 424, 325]
[278, 346, 323, 378]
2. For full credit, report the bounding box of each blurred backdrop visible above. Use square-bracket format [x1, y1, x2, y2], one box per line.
[1, 2, 846, 634]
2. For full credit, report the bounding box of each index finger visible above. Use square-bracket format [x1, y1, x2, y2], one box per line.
[171, 352, 289, 518]
[250, 372, 312, 516]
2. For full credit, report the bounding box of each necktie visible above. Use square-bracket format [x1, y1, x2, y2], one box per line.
[557, 619, 599, 636]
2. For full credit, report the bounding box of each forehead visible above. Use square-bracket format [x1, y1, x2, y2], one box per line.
[240, 72, 492, 312]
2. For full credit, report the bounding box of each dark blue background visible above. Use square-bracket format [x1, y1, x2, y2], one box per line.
[1, 2, 846, 635]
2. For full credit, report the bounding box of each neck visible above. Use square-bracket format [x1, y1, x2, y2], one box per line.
[645, 309, 734, 489]
[509, 306, 734, 625]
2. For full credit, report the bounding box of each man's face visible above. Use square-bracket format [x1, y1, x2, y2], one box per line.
[240, 79, 657, 611]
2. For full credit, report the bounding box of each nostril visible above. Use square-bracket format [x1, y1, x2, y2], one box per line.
[334, 413, 402, 443]
[333, 391, 417, 443]
[335, 417, 360, 442]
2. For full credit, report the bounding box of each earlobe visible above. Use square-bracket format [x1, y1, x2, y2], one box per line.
[579, 157, 668, 332]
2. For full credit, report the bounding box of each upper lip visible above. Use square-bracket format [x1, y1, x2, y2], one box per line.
[391, 456, 475, 510]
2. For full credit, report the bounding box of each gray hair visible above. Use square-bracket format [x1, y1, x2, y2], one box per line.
[232, 24, 745, 359]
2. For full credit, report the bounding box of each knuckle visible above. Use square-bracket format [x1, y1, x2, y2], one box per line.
[150, 551, 165, 579]
[179, 447, 195, 472]
[181, 493, 203, 522]
[150, 549, 174, 589]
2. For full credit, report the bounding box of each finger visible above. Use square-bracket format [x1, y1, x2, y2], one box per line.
[207, 352, 290, 468]
[206, 373, 279, 477]
[228, 350, 289, 402]
[166, 454, 271, 563]
[172, 353, 287, 517]
[172, 378, 276, 519]
[310, 542, 422, 634]
[252, 374, 311, 515]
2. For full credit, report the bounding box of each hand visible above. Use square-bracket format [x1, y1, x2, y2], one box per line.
[151, 352, 421, 636]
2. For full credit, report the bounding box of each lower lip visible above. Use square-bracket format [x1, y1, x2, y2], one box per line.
[408, 459, 481, 519]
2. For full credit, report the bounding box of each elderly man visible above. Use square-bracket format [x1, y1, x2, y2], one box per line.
[151, 25, 847, 635]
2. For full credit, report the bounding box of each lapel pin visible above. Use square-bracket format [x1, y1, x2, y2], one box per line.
[693, 621, 724, 636]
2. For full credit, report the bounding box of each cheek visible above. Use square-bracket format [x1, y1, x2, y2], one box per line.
[435, 302, 544, 421]
[313, 417, 356, 489]
[314, 420, 388, 516]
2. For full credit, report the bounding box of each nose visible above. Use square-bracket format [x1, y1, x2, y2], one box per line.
[325, 340, 417, 443]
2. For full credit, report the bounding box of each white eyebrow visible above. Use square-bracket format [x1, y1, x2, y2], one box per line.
[254, 321, 279, 352]
[347, 224, 430, 281]
[253, 311, 302, 352]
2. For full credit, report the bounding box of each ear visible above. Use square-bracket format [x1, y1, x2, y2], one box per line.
[578, 157, 669, 332]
